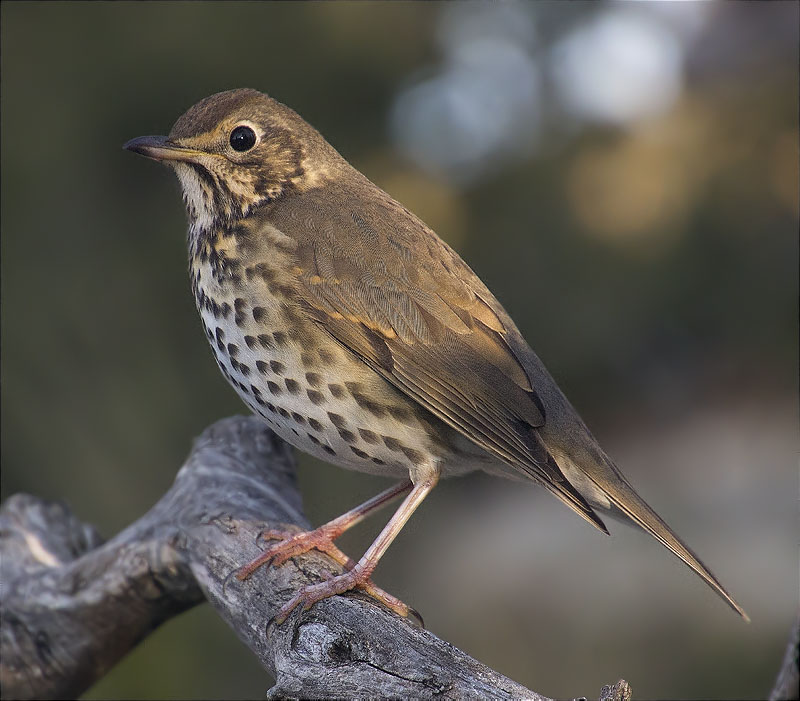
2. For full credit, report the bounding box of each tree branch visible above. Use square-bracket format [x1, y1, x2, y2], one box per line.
[769, 617, 799, 701]
[0, 416, 630, 700]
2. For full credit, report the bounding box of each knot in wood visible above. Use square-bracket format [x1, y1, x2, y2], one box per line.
[293, 622, 352, 664]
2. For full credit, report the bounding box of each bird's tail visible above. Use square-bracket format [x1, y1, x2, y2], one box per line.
[585, 460, 750, 621]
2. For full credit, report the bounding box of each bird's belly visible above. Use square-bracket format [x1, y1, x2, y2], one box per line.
[195, 287, 461, 480]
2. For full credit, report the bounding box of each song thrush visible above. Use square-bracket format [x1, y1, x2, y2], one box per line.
[124, 88, 748, 623]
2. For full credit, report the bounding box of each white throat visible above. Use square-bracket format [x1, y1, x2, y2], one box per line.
[172, 163, 216, 234]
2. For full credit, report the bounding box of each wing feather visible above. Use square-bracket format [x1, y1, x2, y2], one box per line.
[265, 183, 607, 532]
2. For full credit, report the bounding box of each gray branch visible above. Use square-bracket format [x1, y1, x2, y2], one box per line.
[769, 617, 799, 701]
[0, 416, 631, 700]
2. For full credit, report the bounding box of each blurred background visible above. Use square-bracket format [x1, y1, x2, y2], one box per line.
[2, 2, 797, 699]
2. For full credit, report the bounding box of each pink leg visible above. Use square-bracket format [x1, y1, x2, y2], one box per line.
[236, 479, 413, 580]
[273, 472, 439, 623]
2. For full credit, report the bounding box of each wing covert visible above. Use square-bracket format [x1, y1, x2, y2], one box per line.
[264, 182, 606, 531]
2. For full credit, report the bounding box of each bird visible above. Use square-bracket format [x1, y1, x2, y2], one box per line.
[124, 88, 748, 624]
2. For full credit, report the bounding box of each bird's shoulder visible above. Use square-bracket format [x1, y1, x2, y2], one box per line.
[272, 177, 533, 367]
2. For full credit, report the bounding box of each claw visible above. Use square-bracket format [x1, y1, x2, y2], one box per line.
[236, 525, 349, 580]
[273, 564, 412, 624]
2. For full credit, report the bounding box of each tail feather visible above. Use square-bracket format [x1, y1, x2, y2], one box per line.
[541, 453, 610, 535]
[544, 479, 610, 535]
[587, 466, 749, 621]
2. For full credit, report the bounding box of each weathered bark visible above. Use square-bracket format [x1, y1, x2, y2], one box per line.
[769, 617, 799, 701]
[0, 415, 631, 700]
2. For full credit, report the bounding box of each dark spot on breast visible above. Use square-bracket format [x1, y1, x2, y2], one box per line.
[300, 351, 316, 368]
[372, 457, 385, 465]
[215, 327, 225, 351]
[382, 436, 403, 452]
[327, 412, 346, 428]
[358, 429, 379, 444]
[350, 446, 370, 459]
[250, 385, 262, 396]
[318, 348, 335, 363]
[234, 299, 248, 328]
[285, 378, 300, 394]
[205, 327, 213, 340]
[258, 334, 274, 349]
[273, 331, 288, 347]
[253, 307, 268, 322]
[307, 432, 321, 445]
[286, 327, 303, 343]
[256, 360, 270, 374]
[388, 406, 414, 425]
[291, 412, 306, 424]
[305, 372, 322, 387]
[322, 445, 337, 456]
[220, 302, 232, 318]
[227, 343, 240, 358]
[328, 384, 345, 399]
[270, 360, 285, 375]
[244, 335, 258, 350]
[401, 447, 425, 465]
[266, 402, 276, 412]
[239, 364, 251, 377]
[278, 407, 290, 419]
[308, 418, 323, 432]
[353, 393, 386, 418]
[338, 428, 356, 443]
[267, 380, 282, 395]
[307, 389, 325, 405]
[245, 263, 273, 281]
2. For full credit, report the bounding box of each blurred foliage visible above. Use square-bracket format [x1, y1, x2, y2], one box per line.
[1, 2, 797, 699]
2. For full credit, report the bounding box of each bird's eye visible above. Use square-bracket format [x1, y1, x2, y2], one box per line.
[229, 125, 257, 152]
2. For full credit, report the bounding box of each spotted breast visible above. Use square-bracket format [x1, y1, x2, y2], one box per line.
[189, 214, 479, 482]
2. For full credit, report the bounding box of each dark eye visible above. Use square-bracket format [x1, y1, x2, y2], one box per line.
[229, 125, 257, 152]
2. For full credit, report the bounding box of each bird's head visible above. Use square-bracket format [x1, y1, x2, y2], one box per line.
[124, 88, 340, 233]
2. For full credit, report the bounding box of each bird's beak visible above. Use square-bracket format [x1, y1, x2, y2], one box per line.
[123, 135, 204, 163]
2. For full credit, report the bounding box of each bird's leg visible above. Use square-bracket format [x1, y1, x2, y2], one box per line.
[273, 471, 439, 623]
[236, 479, 413, 580]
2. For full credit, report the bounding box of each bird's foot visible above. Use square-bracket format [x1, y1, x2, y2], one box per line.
[235, 525, 416, 625]
[235, 524, 351, 579]
[274, 562, 412, 625]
